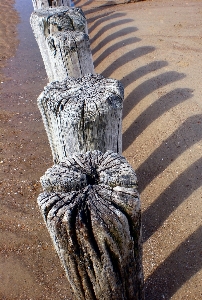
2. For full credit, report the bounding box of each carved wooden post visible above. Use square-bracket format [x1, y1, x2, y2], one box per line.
[46, 30, 94, 81]
[38, 150, 144, 300]
[30, 7, 88, 81]
[37, 74, 124, 163]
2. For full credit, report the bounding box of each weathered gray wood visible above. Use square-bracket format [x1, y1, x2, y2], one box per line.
[46, 31, 94, 81]
[52, 0, 72, 6]
[32, 0, 50, 10]
[95, 0, 142, 4]
[37, 74, 124, 163]
[38, 150, 144, 300]
[30, 7, 88, 81]
[32, 0, 71, 10]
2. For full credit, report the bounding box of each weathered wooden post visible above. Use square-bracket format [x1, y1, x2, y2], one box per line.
[32, 0, 71, 10]
[38, 150, 144, 300]
[37, 74, 123, 163]
[52, 0, 72, 7]
[32, 0, 50, 10]
[30, 7, 89, 81]
[46, 30, 94, 81]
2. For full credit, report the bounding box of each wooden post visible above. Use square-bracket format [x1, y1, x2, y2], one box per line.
[37, 74, 124, 163]
[32, 0, 50, 10]
[38, 150, 144, 300]
[32, 0, 71, 10]
[52, 0, 72, 7]
[46, 30, 94, 81]
[30, 7, 88, 81]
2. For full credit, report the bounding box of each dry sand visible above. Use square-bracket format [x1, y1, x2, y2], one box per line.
[0, 0, 201, 299]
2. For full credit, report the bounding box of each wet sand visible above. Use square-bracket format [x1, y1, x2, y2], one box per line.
[0, 1, 19, 81]
[0, 0, 202, 299]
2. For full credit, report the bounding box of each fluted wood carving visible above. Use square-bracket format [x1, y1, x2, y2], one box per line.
[37, 74, 124, 163]
[38, 150, 144, 300]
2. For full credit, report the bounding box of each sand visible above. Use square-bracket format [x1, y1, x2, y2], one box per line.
[0, 0, 201, 299]
[0, 1, 19, 82]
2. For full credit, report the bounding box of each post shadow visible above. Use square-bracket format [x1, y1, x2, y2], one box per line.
[92, 26, 138, 55]
[94, 37, 141, 68]
[123, 71, 186, 119]
[136, 114, 202, 194]
[145, 226, 202, 300]
[122, 60, 168, 89]
[123, 88, 193, 151]
[87, 11, 113, 24]
[88, 12, 127, 34]
[101, 46, 155, 78]
[142, 156, 202, 242]
[90, 18, 134, 44]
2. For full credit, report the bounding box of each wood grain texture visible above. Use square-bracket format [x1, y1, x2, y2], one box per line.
[30, 6, 87, 81]
[37, 74, 124, 163]
[47, 30, 94, 81]
[32, 0, 71, 10]
[38, 150, 144, 300]
[32, 0, 50, 10]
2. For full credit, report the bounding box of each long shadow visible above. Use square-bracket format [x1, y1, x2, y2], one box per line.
[145, 226, 202, 299]
[123, 71, 186, 120]
[90, 18, 134, 44]
[78, 0, 94, 8]
[122, 61, 168, 89]
[143, 156, 202, 242]
[136, 114, 202, 194]
[123, 88, 193, 151]
[92, 26, 138, 55]
[87, 11, 113, 24]
[101, 46, 155, 78]
[73, 0, 81, 5]
[94, 37, 140, 67]
[88, 12, 126, 34]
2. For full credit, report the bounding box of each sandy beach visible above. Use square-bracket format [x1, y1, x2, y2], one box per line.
[0, 1, 19, 82]
[0, 0, 201, 299]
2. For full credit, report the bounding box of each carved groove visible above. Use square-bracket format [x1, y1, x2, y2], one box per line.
[38, 151, 144, 300]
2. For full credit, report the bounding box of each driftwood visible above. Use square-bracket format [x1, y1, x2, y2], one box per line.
[38, 150, 144, 300]
[37, 74, 124, 163]
[32, 0, 71, 10]
[47, 31, 94, 81]
[30, 7, 88, 81]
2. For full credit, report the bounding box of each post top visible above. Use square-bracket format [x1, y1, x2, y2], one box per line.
[40, 150, 138, 193]
[38, 74, 124, 113]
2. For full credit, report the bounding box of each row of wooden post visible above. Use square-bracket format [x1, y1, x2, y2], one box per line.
[31, 1, 144, 299]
